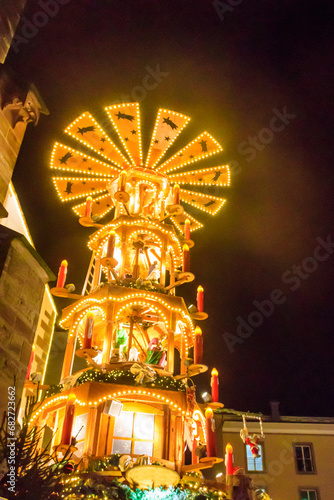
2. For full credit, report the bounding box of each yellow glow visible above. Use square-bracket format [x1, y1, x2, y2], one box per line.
[197, 285, 203, 292]
[61, 260, 68, 267]
[194, 326, 202, 336]
[211, 368, 218, 376]
[67, 393, 76, 404]
[226, 443, 233, 453]
[205, 407, 213, 418]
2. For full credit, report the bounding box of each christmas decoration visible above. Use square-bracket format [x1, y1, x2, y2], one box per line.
[240, 414, 265, 458]
[211, 368, 219, 403]
[24, 102, 236, 499]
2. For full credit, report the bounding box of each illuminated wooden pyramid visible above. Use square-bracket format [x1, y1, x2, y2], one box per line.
[31, 102, 230, 486]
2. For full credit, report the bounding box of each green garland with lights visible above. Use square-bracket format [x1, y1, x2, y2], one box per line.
[58, 476, 227, 499]
[45, 369, 185, 399]
[74, 368, 185, 391]
[86, 454, 121, 472]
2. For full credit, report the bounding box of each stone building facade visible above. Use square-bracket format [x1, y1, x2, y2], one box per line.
[0, 0, 55, 417]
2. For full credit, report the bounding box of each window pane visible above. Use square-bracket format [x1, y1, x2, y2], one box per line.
[295, 446, 302, 459]
[73, 413, 88, 441]
[300, 490, 317, 500]
[134, 440, 153, 455]
[134, 413, 154, 440]
[254, 455, 263, 471]
[113, 411, 134, 438]
[112, 439, 131, 454]
[303, 446, 311, 459]
[297, 458, 305, 472]
[305, 459, 313, 472]
[246, 445, 263, 472]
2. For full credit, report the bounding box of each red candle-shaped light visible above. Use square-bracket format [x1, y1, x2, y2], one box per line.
[211, 368, 219, 403]
[26, 344, 35, 380]
[205, 407, 216, 457]
[184, 218, 191, 240]
[183, 244, 190, 272]
[225, 443, 234, 475]
[106, 230, 116, 258]
[83, 312, 94, 350]
[174, 183, 180, 204]
[84, 196, 93, 217]
[119, 170, 127, 191]
[196, 285, 204, 312]
[194, 326, 203, 364]
[57, 260, 68, 288]
[60, 393, 76, 446]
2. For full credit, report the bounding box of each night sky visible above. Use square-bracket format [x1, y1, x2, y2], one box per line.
[6, 0, 334, 416]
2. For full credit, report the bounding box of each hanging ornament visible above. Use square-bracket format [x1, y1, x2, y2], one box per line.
[240, 414, 264, 458]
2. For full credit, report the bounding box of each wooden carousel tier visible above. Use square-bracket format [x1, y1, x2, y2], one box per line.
[59, 282, 191, 328]
[87, 214, 182, 253]
[32, 380, 187, 424]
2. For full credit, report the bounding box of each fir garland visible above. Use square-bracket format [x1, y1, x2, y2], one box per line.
[45, 369, 185, 399]
[74, 368, 186, 392]
[57, 477, 227, 499]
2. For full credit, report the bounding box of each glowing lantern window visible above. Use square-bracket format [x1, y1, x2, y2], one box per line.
[113, 411, 134, 438]
[112, 411, 155, 456]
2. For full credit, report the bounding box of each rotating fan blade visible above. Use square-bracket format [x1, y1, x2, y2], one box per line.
[53, 176, 109, 202]
[51, 142, 120, 177]
[145, 108, 190, 169]
[180, 188, 226, 215]
[105, 102, 143, 166]
[169, 165, 230, 187]
[65, 112, 131, 168]
[156, 132, 223, 174]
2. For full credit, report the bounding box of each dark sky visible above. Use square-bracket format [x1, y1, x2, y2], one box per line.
[7, 0, 334, 416]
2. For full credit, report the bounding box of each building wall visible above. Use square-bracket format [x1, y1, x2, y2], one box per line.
[0, 231, 54, 417]
[220, 419, 334, 500]
[1, 185, 57, 419]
